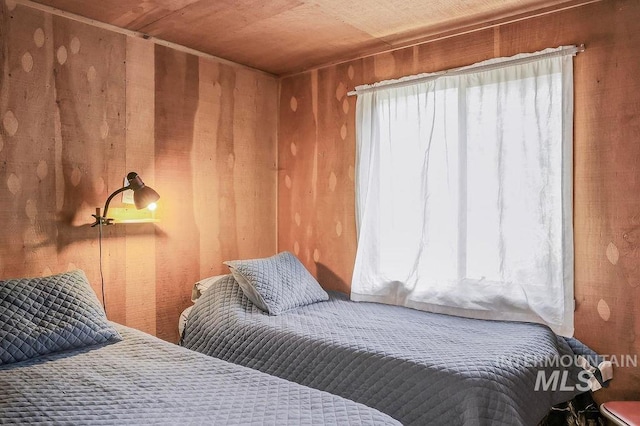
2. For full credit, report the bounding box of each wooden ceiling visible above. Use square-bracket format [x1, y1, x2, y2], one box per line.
[31, 0, 597, 75]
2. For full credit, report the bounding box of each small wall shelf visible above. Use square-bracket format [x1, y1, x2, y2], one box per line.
[108, 207, 159, 224]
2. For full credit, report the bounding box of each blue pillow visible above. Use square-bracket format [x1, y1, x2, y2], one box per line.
[224, 252, 329, 315]
[0, 270, 121, 365]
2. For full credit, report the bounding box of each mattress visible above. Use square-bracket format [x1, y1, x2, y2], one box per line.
[0, 323, 399, 425]
[182, 275, 599, 426]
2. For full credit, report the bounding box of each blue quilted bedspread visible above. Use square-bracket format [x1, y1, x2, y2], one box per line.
[182, 275, 595, 426]
[0, 324, 398, 425]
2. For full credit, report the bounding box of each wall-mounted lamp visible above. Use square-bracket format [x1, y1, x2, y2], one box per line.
[91, 172, 160, 227]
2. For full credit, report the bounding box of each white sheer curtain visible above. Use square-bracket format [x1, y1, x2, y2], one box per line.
[352, 47, 575, 336]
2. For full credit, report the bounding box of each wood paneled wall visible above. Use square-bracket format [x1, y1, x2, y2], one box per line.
[279, 0, 640, 401]
[0, 1, 278, 342]
[2, 0, 638, 403]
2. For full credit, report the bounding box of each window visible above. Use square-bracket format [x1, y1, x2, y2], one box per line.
[352, 47, 576, 336]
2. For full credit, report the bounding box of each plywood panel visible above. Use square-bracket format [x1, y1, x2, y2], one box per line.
[1, 1, 278, 342]
[153, 45, 201, 342]
[52, 13, 128, 323]
[279, 0, 640, 402]
[0, 2, 57, 278]
[278, 71, 319, 278]
[278, 64, 360, 292]
[32, 0, 201, 30]
[124, 37, 157, 335]
[0, 2, 128, 316]
[192, 58, 224, 279]
[190, 60, 278, 278]
[213, 63, 240, 264]
[231, 67, 278, 259]
[151, 48, 279, 342]
[139, 0, 377, 76]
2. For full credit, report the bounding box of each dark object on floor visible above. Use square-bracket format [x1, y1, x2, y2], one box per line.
[541, 393, 605, 426]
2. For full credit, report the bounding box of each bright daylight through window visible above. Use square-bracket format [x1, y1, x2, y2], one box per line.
[352, 47, 577, 336]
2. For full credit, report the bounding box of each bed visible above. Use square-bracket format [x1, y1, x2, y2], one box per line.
[181, 254, 610, 426]
[0, 270, 399, 425]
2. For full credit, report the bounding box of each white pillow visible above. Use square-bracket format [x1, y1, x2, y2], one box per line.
[190, 274, 228, 302]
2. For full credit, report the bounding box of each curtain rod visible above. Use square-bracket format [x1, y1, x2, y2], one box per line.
[347, 44, 584, 96]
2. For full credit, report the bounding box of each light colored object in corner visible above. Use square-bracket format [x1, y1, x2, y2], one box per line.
[191, 275, 229, 302]
[182, 274, 229, 337]
[178, 305, 194, 337]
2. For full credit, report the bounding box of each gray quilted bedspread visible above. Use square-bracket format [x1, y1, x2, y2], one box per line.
[182, 276, 590, 426]
[0, 324, 399, 425]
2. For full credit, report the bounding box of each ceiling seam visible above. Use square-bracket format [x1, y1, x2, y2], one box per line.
[13, 0, 277, 79]
[277, 0, 604, 79]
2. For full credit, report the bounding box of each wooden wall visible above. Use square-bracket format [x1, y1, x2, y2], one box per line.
[279, 0, 640, 401]
[2, 0, 637, 403]
[0, 1, 278, 342]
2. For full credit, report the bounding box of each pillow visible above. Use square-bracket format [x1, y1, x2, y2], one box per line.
[191, 274, 229, 302]
[224, 251, 328, 315]
[0, 269, 121, 365]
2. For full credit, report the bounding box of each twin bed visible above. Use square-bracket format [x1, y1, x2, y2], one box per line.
[1, 324, 397, 425]
[1, 253, 609, 425]
[180, 252, 611, 426]
[0, 270, 397, 425]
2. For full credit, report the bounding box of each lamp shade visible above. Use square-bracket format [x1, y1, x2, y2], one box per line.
[127, 172, 160, 210]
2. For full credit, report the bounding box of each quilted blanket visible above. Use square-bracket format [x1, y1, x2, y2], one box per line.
[182, 276, 596, 426]
[0, 324, 399, 425]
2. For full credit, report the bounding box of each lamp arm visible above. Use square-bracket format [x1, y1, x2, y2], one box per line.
[102, 186, 130, 218]
[91, 186, 130, 227]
